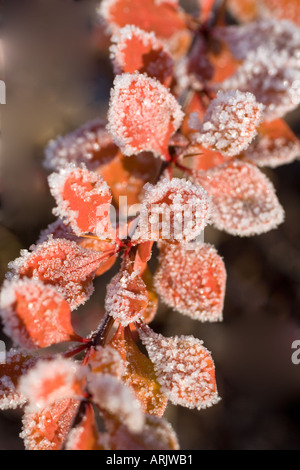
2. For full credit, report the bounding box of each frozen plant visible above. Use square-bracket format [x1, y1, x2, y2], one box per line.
[0, 0, 299, 450]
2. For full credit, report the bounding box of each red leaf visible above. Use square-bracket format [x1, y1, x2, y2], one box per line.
[49, 165, 114, 238]
[44, 119, 119, 171]
[244, 118, 300, 168]
[199, 0, 215, 23]
[100, 0, 187, 41]
[20, 398, 79, 450]
[192, 161, 285, 236]
[154, 242, 226, 322]
[107, 414, 179, 450]
[18, 359, 85, 408]
[227, 0, 258, 22]
[65, 403, 100, 450]
[10, 238, 109, 310]
[261, 0, 300, 26]
[105, 261, 148, 326]
[88, 345, 125, 378]
[133, 178, 210, 242]
[0, 349, 37, 410]
[136, 324, 220, 410]
[0, 279, 80, 349]
[110, 25, 174, 86]
[193, 90, 263, 157]
[107, 72, 184, 159]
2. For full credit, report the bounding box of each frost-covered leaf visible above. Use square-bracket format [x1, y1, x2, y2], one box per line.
[191, 161, 285, 236]
[154, 242, 226, 322]
[37, 219, 117, 277]
[0, 350, 37, 410]
[260, 0, 300, 26]
[65, 403, 100, 450]
[88, 373, 144, 433]
[48, 165, 113, 238]
[9, 238, 108, 310]
[44, 119, 119, 171]
[136, 324, 220, 410]
[105, 263, 148, 326]
[141, 266, 158, 324]
[0, 279, 80, 349]
[243, 118, 300, 168]
[18, 359, 84, 408]
[214, 19, 300, 62]
[99, 0, 186, 41]
[110, 327, 167, 416]
[222, 49, 300, 121]
[110, 25, 173, 86]
[133, 178, 210, 242]
[107, 414, 179, 450]
[20, 398, 79, 450]
[193, 90, 263, 157]
[107, 72, 184, 159]
[88, 345, 125, 378]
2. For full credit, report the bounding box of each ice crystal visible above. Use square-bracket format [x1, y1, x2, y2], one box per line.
[192, 161, 285, 236]
[154, 242, 226, 322]
[194, 90, 263, 157]
[88, 345, 125, 378]
[107, 72, 184, 158]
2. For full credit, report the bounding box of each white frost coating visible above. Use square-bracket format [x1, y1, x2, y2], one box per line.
[0, 349, 36, 410]
[88, 373, 144, 432]
[154, 242, 226, 322]
[194, 90, 263, 157]
[137, 326, 220, 410]
[89, 345, 125, 378]
[7, 238, 105, 310]
[214, 19, 300, 62]
[105, 269, 148, 326]
[44, 119, 117, 171]
[18, 359, 82, 409]
[48, 163, 112, 237]
[191, 161, 285, 236]
[221, 49, 300, 121]
[132, 177, 211, 242]
[110, 24, 173, 79]
[106, 72, 184, 158]
[0, 278, 74, 349]
[244, 131, 300, 168]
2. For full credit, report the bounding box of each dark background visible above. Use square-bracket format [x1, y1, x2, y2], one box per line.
[1, 0, 300, 450]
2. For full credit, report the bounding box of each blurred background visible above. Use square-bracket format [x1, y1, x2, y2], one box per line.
[1, 0, 300, 450]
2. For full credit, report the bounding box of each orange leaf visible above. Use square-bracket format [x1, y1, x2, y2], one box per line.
[49, 166, 113, 238]
[0, 349, 37, 410]
[107, 72, 183, 159]
[261, 0, 300, 26]
[65, 403, 101, 450]
[110, 25, 174, 86]
[155, 242, 226, 322]
[21, 398, 80, 450]
[0, 280, 80, 349]
[227, 0, 258, 22]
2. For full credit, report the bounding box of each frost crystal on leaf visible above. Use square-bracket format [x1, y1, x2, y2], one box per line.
[9, 238, 107, 310]
[88, 373, 145, 433]
[194, 90, 263, 157]
[154, 242, 226, 322]
[20, 398, 79, 450]
[192, 161, 285, 236]
[136, 325, 220, 410]
[105, 266, 148, 326]
[107, 72, 184, 159]
[222, 49, 300, 121]
[0, 279, 79, 349]
[133, 178, 211, 242]
[18, 359, 84, 408]
[110, 25, 174, 86]
[88, 345, 125, 378]
[44, 119, 119, 171]
[0, 349, 37, 410]
[48, 164, 113, 238]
